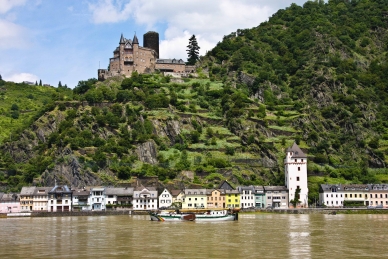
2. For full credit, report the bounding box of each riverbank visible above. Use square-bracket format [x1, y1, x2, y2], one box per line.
[240, 208, 388, 214]
[3, 208, 388, 218]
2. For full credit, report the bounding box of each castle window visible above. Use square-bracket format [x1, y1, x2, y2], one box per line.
[298, 167, 300, 171]
[295, 159, 297, 162]
[297, 177, 300, 181]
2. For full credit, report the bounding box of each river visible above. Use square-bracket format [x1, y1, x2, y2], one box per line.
[1, 213, 388, 258]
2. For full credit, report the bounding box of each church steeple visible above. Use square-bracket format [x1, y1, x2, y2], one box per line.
[133, 34, 139, 45]
[119, 33, 125, 44]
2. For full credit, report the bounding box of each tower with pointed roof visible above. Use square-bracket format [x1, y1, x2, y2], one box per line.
[284, 143, 308, 208]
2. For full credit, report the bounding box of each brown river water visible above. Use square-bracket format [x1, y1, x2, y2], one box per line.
[1, 213, 388, 259]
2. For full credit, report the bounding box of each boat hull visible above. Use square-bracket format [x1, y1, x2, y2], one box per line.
[150, 211, 238, 222]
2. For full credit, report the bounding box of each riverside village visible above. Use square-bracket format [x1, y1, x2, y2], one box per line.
[1, 143, 387, 217]
[1, 32, 388, 217]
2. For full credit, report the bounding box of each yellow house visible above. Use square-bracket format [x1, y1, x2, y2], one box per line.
[343, 184, 369, 206]
[225, 190, 240, 208]
[206, 189, 226, 209]
[182, 189, 207, 209]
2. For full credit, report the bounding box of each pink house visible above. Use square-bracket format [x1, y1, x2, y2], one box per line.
[0, 193, 21, 214]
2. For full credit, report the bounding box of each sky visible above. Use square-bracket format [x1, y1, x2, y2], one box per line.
[0, 0, 308, 88]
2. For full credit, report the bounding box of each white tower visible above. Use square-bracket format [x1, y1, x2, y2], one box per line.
[285, 143, 308, 208]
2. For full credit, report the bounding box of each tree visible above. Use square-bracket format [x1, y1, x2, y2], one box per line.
[0, 74, 2, 80]
[35, 81, 38, 86]
[58, 81, 62, 88]
[291, 187, 301, 208]
[39, 79, 42, 86]
[186, 34, 200, 65]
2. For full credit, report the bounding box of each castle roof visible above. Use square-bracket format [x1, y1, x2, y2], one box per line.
[133, 34, 139, 44]
[286, 143, 307, 158]
[120, 33, 125, 44]
[156, 59, 185, 64]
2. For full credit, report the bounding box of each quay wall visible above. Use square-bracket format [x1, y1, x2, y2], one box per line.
[30, 210, 149, 217]
[240, 208, 388, 214]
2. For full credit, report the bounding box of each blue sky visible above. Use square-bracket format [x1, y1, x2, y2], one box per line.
[0, 0, 308, 88]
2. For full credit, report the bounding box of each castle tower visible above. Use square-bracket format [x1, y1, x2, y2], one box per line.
[144, 31, 159, 58]
[284, 143, 308, 208]
[133, 34, 139, 72]
[119, 33, 125, 72]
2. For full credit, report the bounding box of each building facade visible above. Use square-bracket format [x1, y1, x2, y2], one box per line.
[88, 187, 106, 211]
[48, 185, 72, 212]
[368, 184, 388, 207]
[32, 187, 51, 211]
[254, 186, 265, 208]
[98, 32, 197, 81]
[133, 186, 158, 210]
[158, 189, 173, 209]
[206, 189, 225, 209]
[319, 184, 344, 207]
[182, 189, 207, 209]
[264, 186, 289, 209]
[0, 193, 20, 213]
[285, 143, 308, 208]
[237, 186, 255, 209]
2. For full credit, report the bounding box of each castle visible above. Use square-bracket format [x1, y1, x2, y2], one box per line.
[98, 31, 195, 81]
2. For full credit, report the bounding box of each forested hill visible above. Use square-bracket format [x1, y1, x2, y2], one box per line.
[1, 0, 388, 202]
[201, 0, 388, 175]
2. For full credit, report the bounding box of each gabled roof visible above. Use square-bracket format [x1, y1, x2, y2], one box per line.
[263, 186, 288, 192]
[286, 143, 307, 158]
[105, 187, 134, 196]
[49, 185, 72, 194]
[184, 189, 207, 195]
[156, 59, 185, 64]
[33, 187, 51, 195]
[206, 189, 225, 195]
[170, 189, 183, 196]
[72, 189, 90, 196]
[20, 186, 36, 196]
[237, 185, 255, 192]
[120, 33, 125, 44]
[0, 193, 19, 202]
[218, 180, 234, 190]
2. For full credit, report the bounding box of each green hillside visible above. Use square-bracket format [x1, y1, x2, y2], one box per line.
[0, 81, 72, 143]
[1, 0, 388, 203]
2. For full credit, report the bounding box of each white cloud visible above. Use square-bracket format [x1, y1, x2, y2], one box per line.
[0, 0, 26, 14]
[4, 72, 39, 83]
[87, 0, 276, 59]
[0, 19, 28, 49]
[88, 0, 134, 24]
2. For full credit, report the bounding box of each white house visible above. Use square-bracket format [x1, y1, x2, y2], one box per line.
[32, 187, 51, 211]
[133, 186, 158, 210]
[237, 186, 255, 209]
[285, 143, 308, 208]
[158, 188, 173, 208]
[319, 184, 344, 207]
[89, 187, 106, 211]
[48, 185, 72, 212]
[105, 187, 134, 207]
[72, 188, 90, 211]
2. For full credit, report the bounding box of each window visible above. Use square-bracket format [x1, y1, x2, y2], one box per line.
[295, 159, 297, 162]
[350, 194, 352, 198]
[298, 167, 300, 171]
[297, 177, 300, 181]
[345, 194, 348, 198]
[268, 196, 271, 199]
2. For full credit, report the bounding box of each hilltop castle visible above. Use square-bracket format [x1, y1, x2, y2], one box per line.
[98, 31, 195, 81]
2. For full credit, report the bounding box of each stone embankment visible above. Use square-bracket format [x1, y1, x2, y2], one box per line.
[30, 210, 149, 217]
[241, 208, 388, 214]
